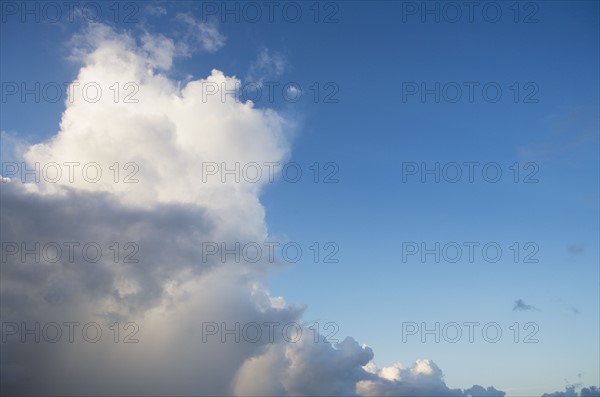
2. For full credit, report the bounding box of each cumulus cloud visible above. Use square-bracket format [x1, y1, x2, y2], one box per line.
[357, 360, 505, 397]
[25, 23, 290, 240]
[234, 336, 374, 396]
[1, 24, 505, 396]
[1, 23, 291, 396]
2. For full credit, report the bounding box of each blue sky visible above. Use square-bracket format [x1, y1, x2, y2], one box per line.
[1, 1, 599, 396]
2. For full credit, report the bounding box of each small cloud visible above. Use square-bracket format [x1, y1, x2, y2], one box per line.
[517, 106, 599, 164]
[176, 13, 226, 53]
[513, 299, 539, 312]
[145, 5, 167, 16]
[246, 48, 286, 83]
[568, 244, 585, 254]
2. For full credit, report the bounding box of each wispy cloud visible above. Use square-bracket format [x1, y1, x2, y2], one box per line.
[176, 12, 226, 53]
[568, 244, 585, 255]
[246, 48, 287, 83]
[513, 299, 540, 311]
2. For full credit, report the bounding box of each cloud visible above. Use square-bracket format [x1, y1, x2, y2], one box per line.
[25, 23, 291, 239]
[246, 48, 287, 83]
[513, 299, 539, 311]
[234, 336, 374, 396]
[541, 386, 600, 397]
[141, 32, 177, 70]
[1, 24, 505, 396]
[517, 106, 599, 164]
[568, 244, 585, 254]
[145, 4, 167, 16]
[357, 360, 506, 397]
[176, 12, 226, 53]
[1, 23, 292, 396]
[0, 130, 29, 164]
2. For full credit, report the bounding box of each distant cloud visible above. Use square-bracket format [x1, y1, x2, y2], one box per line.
[517, 106, 599, 164]
[541, 385, 600, 397]
[513, 299, 539, 311]
[568, 244, 585, 254]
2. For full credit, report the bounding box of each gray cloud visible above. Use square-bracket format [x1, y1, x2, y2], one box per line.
[568, 244, 585, 255]
[513, 299, 540, 312]
[542, 386, 600, 397]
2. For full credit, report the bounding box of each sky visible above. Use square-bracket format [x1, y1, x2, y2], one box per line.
[0, 1, 599, 396]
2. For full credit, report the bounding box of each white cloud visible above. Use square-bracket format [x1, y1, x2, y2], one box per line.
[357, 360, 506, 397]
[24, 24, 290, 240]
[141, 32, 177, 70]
[379, 362, 403, 381]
